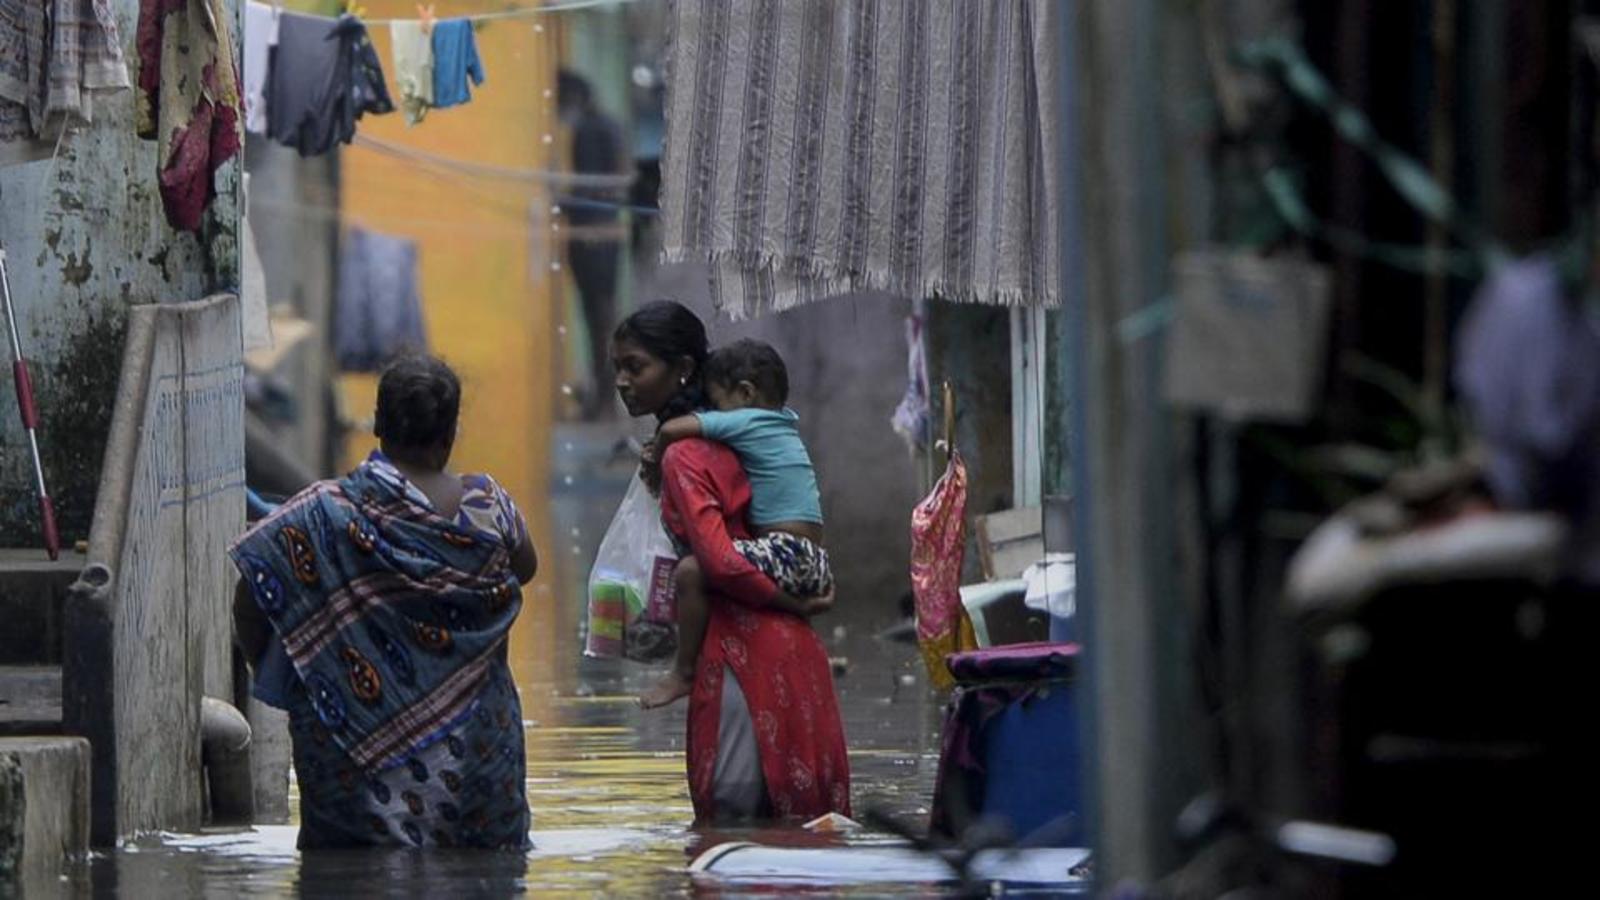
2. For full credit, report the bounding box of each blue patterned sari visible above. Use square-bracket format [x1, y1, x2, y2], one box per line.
[230, 453, 530, 850]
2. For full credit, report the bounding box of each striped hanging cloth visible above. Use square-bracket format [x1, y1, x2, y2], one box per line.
[661, 0, 1062, 319]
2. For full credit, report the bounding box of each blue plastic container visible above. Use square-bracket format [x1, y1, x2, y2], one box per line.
[978, 680, 1082, 844]
[1048, 612, 1077, 643]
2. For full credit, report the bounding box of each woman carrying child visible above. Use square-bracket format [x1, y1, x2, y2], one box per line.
[611, 300, 852, 824]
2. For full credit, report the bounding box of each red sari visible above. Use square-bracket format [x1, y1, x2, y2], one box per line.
[659, 439, 852, 822]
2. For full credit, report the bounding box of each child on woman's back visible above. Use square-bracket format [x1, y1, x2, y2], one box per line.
[639, 339, 833, 709]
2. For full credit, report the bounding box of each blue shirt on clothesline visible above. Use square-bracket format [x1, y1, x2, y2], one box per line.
[432, 19, 485, 109]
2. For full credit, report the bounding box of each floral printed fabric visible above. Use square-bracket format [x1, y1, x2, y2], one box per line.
[911, 453, 978, 691]
[229, 452, 530, 848]
[135, 0, 242, 231]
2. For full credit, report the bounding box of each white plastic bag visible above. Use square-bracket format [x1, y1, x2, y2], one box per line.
[1022, 552, 1076, 619]
[584, 474, 679, 661]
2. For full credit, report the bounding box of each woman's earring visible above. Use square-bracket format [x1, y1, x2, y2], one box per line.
[679, 377, 688, 386]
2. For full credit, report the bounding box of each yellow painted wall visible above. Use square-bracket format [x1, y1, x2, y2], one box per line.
[338, 2, 562, 693]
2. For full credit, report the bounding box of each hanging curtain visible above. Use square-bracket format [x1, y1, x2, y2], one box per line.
[661, 0, 1062, 319]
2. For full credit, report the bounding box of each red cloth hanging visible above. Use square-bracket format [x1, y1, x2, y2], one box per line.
[911, 452, 978, 691]
[135, 0, 242, 232]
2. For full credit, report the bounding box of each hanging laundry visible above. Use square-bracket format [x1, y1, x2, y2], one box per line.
[268, 13, 392, 157]
[430, 18, 483, 110]
[662, 1, 1063, 318]
[0, 22, 46, 163]
[2, 0, 129, 166]
[242, 1, 280, 136]
[239, 172, 272, 351]
[135, 0, 243, 232]
[910, 453, 979, 691]
[891, 298, 932, 452]
[335, 226, 427, 372]
[390, 20, 433, 125]
[0, 103, 41, 165]
[1455, 257, 1600, 585]
[48, 0, 129, 118]
[0, 0, 48, 142]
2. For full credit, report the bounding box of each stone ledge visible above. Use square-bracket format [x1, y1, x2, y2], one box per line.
[0, 737, 91, 891]
[0, 666, 64, 737]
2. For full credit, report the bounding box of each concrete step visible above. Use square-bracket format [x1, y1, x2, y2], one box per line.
[0, 737, 91, 891]
[0, 667, 63, 737]
[0, 550, 82, 667]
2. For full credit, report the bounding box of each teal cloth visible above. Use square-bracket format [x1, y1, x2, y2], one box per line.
[695, 407, 823, 526]
[430, 19, 484, 109]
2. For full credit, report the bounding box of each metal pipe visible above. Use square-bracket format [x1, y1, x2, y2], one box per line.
[1056, 0, 1100, 876]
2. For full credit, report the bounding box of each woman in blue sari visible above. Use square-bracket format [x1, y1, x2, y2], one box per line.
[231, 355, 538, 850]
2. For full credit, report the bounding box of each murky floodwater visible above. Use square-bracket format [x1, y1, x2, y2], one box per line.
[36, 424, 1075, 897]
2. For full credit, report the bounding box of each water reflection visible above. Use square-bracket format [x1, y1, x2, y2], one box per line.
[83, 643, 941, 896]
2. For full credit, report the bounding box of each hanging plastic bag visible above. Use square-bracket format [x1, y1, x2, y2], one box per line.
[585, 474, 679, 661]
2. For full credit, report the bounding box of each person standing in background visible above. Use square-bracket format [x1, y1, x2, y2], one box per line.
[558, 70, 628, 420]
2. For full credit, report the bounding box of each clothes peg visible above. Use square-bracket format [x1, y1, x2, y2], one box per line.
[416, 4, 436, 33]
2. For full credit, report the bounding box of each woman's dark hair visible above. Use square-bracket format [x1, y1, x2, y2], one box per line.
[374, 354, 461, 449]
[614, 300, 709, 419]
[705, 339, 789, 405]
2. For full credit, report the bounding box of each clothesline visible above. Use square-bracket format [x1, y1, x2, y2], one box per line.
[250, 196, 544, 240]
[352, 134, 634, 189]
[350, 135, 655, 216]
[278, 0, 636, 27]
[251, 193, 650, 237]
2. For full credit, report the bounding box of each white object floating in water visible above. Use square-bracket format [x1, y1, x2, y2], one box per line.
[802, 812, 860, 833]
[688, 842, 1091, 887]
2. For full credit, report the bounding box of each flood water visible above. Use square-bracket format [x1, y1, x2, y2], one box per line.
[46, 423, 1055, 897]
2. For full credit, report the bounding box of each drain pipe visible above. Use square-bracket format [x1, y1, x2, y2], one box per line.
[201, 697, 253, 825]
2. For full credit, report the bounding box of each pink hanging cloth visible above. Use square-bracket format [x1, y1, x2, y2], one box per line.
[910, 452, 978, 691]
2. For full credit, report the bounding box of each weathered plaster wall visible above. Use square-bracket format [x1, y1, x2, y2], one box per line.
[0, 0, 241, 546]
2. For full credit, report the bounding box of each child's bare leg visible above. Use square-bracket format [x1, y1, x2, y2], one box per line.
[640, 557, 706, 709]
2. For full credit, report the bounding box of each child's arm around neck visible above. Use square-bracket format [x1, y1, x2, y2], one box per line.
[656, 413, 704, 449]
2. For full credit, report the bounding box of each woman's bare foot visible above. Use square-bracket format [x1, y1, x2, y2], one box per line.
[639, 670, 694, 709]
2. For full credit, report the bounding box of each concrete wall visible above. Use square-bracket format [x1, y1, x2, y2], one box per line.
[66, 295, 244, 844]
[0, 0, 241, 547]
[0, 737, 90, 891]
